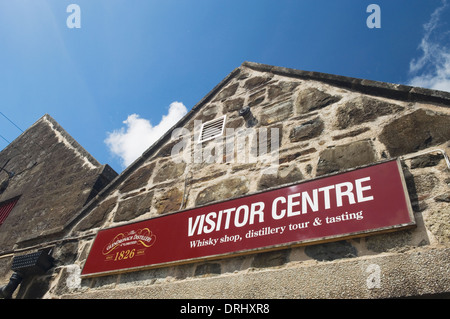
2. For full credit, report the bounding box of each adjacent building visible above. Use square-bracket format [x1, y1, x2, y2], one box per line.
[0, 114, 117, 298]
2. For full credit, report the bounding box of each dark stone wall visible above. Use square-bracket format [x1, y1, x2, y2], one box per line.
[0, 115, 116, 252]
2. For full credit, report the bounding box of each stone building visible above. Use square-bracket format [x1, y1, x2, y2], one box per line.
[0, 114, 117, 298]
[1, 62, 449, 299]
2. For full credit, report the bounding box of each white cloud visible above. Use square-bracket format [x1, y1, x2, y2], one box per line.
[408, 0, 450, 92]
[105, 101, 188, 168]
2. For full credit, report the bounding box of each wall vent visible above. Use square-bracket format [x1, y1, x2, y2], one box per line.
[198, 115, 226, 143]
[0, 196, 19, 226]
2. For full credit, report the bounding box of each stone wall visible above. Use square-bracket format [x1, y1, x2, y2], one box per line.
[40, 63, 450, 298]
[0, 115, 118, 299]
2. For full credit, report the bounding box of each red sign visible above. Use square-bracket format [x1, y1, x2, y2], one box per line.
[81, 159, 415, 277]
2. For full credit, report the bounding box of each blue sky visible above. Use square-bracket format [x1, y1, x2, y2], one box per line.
[1, 0, 449, 173]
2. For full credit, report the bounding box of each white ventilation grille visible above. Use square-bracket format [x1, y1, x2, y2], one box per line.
[198, 115, 226, 143]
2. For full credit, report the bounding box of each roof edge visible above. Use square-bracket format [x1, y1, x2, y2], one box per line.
[242, 61, 450, 106]
[1, 114, 102, 169]
[40, 114, 102, 168]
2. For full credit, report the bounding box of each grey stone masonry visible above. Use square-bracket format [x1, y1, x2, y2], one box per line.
[4, 62, 448, 299]
[56, 62, 450, 299]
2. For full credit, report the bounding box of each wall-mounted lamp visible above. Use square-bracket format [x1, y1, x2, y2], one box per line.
[239, 106, 258, 127]
[0, 249, 54, 299]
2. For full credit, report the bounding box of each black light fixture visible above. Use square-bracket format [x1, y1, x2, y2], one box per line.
[11, 250, 54, 276]
[239, 106, 258, 127]
[0, 249, 54, 299]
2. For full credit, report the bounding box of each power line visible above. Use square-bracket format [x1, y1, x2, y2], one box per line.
[0, 131, 28, 159]
[0, 112, 49, 161]
[0, 111, 24, 133]
[0, 112, 45, 160]
[0, 133, 11, 145]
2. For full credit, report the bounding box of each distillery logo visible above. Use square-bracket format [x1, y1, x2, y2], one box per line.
[102, 228, 156, 257]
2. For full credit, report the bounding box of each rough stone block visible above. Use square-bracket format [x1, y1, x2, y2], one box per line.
[251, 249, 290, 268]
[289, 117, 324, 142]
[316, 140, 376, 176]
[244, 76, 271, 90]
[411, 173, 439, 199]
[114, 192, 154, 222]
[267, 81, 300, 100]
[75, 196, 118, 231]
[195, 177, 249, 206]
[213, 82, 239, 101]
[365, 230, 414, 253]
[305, 241, 357, 261]
[196, 104, 219, 123]
[295, 87, 341, 114]
[379, 109, 450, 157]
[257, 164, 303, 190]
[259, 100, 293, 125]
[410, 153, 443, 169]
[53, 242, 79, 265]
[156, 138, 186, 159]
[435, 192, 450, 203]
[154, 187, 183, 215]
[336, 96, 404, 129]
[225, 117, 245, 130]
[248, 89, 266, 107]
[119, 163, 155, 193]
[194, 263, 221, 276]
[279, 147, 317, 164]
[332, 127, 371, 140]
[425, 207, 450, 244]
[224, 97, 245, 113]
[257, 124, 283, 153]
[153, 161, 186, 184]
[191, 169, 227, 184]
